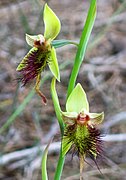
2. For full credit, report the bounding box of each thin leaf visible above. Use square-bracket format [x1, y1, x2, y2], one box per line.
[41, 138, 53, 180]
[52, 40, 78, 48]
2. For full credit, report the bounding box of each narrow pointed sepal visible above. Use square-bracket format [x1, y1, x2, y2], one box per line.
[44, 4, 61, 41]
[62, 137, 73, 157]
[48, 47, 60, 81]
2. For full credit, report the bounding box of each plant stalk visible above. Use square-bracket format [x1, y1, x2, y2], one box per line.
[67, 0, 97, 99]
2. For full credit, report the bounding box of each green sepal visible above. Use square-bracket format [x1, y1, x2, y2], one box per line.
[26, 34, 45, 47]
[44, 4, 61, 41]
[52, 40, 78, 49]
[48, 47, 60, 81]
[66, 83, 89, 113]
[62, 137, 73, 157]
[16, 47, 38, 71]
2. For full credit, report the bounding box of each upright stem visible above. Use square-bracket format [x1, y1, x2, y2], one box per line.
[51, 78, 65, 180]
[67, 0, 97, 98]
[54, 148, 65, 180]
[52, 0, 97, 179]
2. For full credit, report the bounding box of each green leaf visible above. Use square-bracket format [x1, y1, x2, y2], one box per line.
[16, 47, 38, 71]
[67, 0, 97, 98]
[52, 40, 78, 48]
[41, 139, 53, 180]
[48, 47, 60, 81]
[26, 34, 45, 47]
[44, 4, 61, 41]
[66, 83, 89, 113]
[89, 112, 104, 125]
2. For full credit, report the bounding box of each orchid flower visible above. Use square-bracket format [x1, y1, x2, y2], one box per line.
[61, 83, 104, 171]
[16, 4, 60, 104]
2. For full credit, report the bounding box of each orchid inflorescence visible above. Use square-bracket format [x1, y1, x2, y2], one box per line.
[61, 83, 104, 173]
[17, 4, 60, 104]
[17, 1, 104, 179]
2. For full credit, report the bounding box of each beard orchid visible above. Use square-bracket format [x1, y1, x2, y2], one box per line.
[16, 4, 60, 104]
[61, 84, 104, 172]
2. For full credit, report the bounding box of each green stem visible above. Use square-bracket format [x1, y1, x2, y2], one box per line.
[51, 78, 64, 135]
[51, 78, 65, 180]
[67, 0, 97, 98]
[51, 1, 97, 179]
[54, 147, 65, 180]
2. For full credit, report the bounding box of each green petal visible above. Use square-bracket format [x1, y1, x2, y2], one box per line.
[66, 83, 89, 113]
[62, 137, 73, 157]
[61, 111, 77, 125]
[48, 47, 60, 81]
[26, 34, 45, 47]
[16, 47, 38, 71]
[89, 112, 104, 125]
[44, 4, 61, 40]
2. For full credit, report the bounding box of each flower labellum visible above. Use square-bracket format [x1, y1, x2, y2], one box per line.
[16, 4, 60, 104]
[61, 84, 104, 175]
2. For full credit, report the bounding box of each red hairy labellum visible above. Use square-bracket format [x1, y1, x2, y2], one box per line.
[18, 48, 50, 86]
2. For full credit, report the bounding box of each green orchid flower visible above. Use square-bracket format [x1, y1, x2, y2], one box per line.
[61, 83, 104, 171]
[16, 4, 60, 104]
